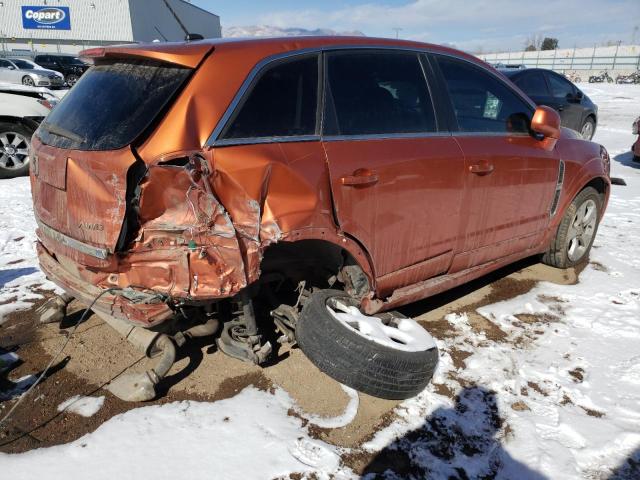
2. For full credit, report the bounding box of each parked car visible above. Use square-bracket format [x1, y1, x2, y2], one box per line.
[0, 83, 57, 178]
[633, 116, 640, 162]
[493, 62, 527, 70]
[501, 68, 598, 140]
[0, 58, 65, 88]
[31, 37, 611, 403]
[33, 54, 88, 86]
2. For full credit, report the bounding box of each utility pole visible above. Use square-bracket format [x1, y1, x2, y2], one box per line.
[392, 28, 402, 39]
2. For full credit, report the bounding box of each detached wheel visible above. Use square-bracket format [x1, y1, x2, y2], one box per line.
[580, 117, 596, 140]
[296, 289, 438, 400]
[0, 122, 32, 179]
[542, 187, 601, 268]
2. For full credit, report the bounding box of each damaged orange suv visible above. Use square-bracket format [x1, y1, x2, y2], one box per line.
[31, 37, 610, 402]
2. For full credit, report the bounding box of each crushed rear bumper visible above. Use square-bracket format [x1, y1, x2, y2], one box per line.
[37, 242, 174, 327]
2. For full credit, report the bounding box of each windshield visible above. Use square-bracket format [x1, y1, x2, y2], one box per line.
[38, 59, 191, 151]
[11, 59, 36, 70]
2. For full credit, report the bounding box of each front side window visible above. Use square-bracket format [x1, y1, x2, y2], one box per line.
[514, 72, 549, 97]
[325, 51, 436, 136]
[437, 56, 532, 134]
[547, 73, 575, 99]
[223, 55, 319, 140]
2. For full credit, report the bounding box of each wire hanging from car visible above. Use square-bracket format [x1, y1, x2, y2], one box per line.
[0, 287, 122, 432]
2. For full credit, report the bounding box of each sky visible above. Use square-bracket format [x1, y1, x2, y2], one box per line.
[192, 0, 640, 53]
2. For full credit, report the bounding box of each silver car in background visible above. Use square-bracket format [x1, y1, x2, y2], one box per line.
[0, 58, 65, 88]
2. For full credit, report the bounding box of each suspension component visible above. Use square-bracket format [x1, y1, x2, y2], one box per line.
[216, 292, 272, 364]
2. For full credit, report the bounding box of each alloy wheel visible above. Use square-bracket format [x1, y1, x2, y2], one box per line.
[325, 298, 436, 352]
[581, 121, 594, 140]
[0, 131, 30, 170]
[566, 198, 597, 262]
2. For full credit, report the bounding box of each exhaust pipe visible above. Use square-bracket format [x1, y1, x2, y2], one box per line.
[96, 313, 176, 402]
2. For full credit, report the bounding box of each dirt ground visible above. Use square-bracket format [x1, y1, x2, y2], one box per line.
[0, 257, 583, 472]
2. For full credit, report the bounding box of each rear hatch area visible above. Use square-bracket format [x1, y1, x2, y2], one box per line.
[31, 58, 193, 263]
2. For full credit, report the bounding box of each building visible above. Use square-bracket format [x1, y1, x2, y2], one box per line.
[0, 0, 221, 56]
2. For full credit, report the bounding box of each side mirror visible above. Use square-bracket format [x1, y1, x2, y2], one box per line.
[7, 65, 15, 70]
[531, 106, 561, 149]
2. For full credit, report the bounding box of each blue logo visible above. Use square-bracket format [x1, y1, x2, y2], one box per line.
[22, 6, 71, 30]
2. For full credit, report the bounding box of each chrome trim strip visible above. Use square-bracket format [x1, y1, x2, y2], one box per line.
[36, 217, 110, 260]
[452, 131, 531, 138]
[212, 135, 320, 148]
[323, 131, 452, 142]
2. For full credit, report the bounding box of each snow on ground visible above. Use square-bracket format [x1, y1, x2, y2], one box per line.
[57, 395, 105, 417]
[0, 177, 58, 322]
[1, 83, 639, 479]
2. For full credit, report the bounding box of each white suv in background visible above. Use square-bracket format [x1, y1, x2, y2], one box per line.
[0, 83, 57, 178]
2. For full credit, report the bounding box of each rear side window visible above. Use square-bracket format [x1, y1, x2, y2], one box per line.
[514, 72, 549, 97]
[436, 56, 532, 134]
[38, 60, 190, 151]
[223, 55, 319, 139]
[546, 73, 575, 99]
[325, 52, 436, 136]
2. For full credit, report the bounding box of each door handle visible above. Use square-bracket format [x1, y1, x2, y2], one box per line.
[341, 168, 379, 186]
[469, 162, 494, 175]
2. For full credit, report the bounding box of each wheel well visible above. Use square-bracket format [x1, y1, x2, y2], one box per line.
[0, 116, 36, 133]
[583, 177, 608, 207]
[584, 177, 607, 196]
[259, 239, 370, 298]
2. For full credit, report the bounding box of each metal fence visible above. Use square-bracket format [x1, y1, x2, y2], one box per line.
[481, 50, 640, 74]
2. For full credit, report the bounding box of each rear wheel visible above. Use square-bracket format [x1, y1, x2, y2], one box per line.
[296, 289, 438, 400]
[21, 76, 35, 87]
[580, 117, 596, 140]
[0, 122, 32, 179]
[65, 74, 78, 86]
[542, 187, 601, 268]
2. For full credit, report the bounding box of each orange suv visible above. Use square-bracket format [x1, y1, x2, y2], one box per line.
[31, 37, 610, 401]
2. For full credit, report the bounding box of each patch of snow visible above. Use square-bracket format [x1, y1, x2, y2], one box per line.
[57, 395, 105, 417]
[0, 178, 60, 325]
[295, 385, 360, 429]
[1, 387, 350, 480]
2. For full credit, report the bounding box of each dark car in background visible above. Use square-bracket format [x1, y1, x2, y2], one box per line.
[501, 68, 598, 140]
[33, 54, 89, 86]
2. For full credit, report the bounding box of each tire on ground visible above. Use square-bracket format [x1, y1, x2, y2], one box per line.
[542, 186, 602, 268]
[0, 121, 32, 179]
[581, 117, 596, 140]
[296, 289, 439, 400]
